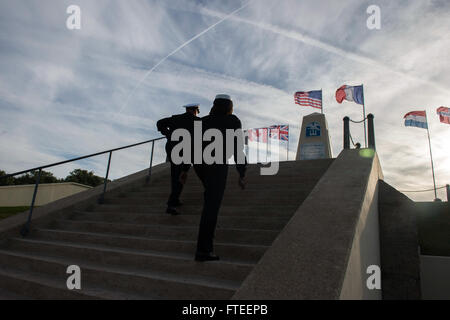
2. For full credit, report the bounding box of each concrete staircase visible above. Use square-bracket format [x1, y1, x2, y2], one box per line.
[0, 159, 333, 299]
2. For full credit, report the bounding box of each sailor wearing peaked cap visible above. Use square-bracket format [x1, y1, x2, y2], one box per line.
[183, 103, 200, 113]
[156, 103, 201, 215]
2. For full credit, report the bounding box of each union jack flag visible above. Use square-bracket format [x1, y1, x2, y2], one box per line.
[269, 125, 289, 141]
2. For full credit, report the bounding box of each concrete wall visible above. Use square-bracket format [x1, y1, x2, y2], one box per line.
[339, 181, 381, 300]
[233, 149, 383, 300]
[0, 183, 92, 207]
[420, 255, 450, 299]
[378, 181, 421, 299]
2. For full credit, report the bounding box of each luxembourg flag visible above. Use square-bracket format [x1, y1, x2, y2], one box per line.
[335, 85, 364, 105]
[404, 111, 428, 129]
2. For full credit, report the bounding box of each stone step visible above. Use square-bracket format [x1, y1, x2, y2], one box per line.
[30, 228, 268, 264]
[224, 160, 333, 172]
[0, 288, 31, 300]
[104, 194, 307, 206]
[5, 238, 253, 283]
[91, 204, 298, 217]
[144, 175, 326, 187]
[148, 162, 331, 177]
[50, 219, 279, 246]
[139, 181, 320, 193]
[160, 160, 332, 174]
[137, 160, 333, 189]
[0, 250, 236, 299]
[69, 211, 289, 231]
[127, 184, 318, 198]
[0, 266, 118, 299]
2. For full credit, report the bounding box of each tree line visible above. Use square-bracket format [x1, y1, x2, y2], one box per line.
[0, 169, 107, 187]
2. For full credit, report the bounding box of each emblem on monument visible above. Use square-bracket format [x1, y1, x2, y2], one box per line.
[306, 122, 321, 137]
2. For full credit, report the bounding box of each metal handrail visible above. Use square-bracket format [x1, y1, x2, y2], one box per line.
[1, 137, 165, 179]
[0, 136, 166, 237]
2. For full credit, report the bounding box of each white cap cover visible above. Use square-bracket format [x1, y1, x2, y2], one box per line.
[182, 103, 200, 108]
[215, 94, 232, 101]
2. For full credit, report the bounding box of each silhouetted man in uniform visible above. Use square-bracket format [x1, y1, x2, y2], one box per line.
[194, 94, 247, 262]
[157, 104, 200, 215]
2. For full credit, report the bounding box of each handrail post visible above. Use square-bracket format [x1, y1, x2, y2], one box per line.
[368, 114, 376, 150]
[98, 151, 112, 204]
[343, 117, 350, 150]
[20, 169, 42, 237]
[146, 140, 155, 183]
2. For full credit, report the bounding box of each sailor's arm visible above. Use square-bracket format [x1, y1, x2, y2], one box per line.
[156, 116, 173, 137]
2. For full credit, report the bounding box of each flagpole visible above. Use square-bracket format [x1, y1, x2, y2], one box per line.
[362, 84, 367, 148]
[266, 127, 269, 163]
[321, 88, 323, 114]
[425, 112, 438, 200]
[257, 128, 260, 163]
[286, 126, 289, 161]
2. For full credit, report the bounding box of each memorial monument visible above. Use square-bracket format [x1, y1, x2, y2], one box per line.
[296, 112, 333, 160]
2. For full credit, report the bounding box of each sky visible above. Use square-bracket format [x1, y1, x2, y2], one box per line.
[0, 0, 449, 201]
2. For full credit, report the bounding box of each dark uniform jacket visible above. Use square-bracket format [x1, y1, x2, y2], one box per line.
[156, 112, 199, 167]
[200, 114, 247, 178]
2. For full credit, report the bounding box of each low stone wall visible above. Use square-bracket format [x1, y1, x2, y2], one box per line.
[0, 183, 92, 207]
[233, 149, 383, 299]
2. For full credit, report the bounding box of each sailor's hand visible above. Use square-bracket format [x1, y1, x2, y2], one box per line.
[179, 171, 188, 185]
[238, 177, 246, 190]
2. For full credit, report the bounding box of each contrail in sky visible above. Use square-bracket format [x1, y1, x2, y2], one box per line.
[118, 1, 252, 115]
[200, 7, 450, 96]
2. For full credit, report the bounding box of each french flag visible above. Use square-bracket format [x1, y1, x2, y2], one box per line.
[335, 85, 364, 105]
[404, 111, 428, 129]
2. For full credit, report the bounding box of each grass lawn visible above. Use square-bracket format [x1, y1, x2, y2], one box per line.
[416, 202, 450, 257]
[0, 207, 30, 220]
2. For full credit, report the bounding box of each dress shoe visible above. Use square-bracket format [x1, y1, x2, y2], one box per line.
[174, 200, 183, 207]
[195, 252, 220, 262]
[166, 207, 181, 215]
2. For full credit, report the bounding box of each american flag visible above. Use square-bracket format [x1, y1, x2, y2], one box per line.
[294, 90, 322, 109]
[269, 125, 289, 141]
